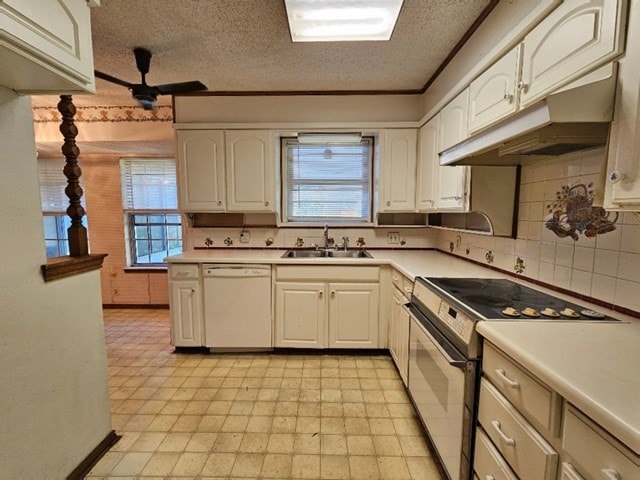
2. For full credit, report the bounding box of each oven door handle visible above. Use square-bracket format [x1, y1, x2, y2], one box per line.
[407, 307, 468, 368]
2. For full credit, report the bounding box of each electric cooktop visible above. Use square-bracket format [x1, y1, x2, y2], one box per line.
[421, 277, 619, 321]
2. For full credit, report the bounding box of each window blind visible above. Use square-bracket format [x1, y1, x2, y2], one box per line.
[120, 158, 178, 211]
[37, 158, 85, 214]
[284, 139, 372, 222]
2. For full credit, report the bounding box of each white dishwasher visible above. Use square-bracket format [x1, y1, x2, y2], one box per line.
[203, 264, 272, 350]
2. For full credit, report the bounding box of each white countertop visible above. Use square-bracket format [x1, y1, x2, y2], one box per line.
[167, 248, 639, 452]
[166, 249, 503, 280]
[477, 320, 640, 455]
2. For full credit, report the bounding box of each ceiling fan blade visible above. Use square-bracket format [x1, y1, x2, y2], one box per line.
[154, 81, 207, 95]
[94, 70, 135, 89]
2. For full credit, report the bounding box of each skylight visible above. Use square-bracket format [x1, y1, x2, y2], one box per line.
[285, 0, 404, 42]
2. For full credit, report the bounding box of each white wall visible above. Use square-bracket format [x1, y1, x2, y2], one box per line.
[175, 94, 423, 124]
[0, 87, 112, 478]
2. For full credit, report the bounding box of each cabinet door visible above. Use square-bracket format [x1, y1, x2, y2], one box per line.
[225, 130, 276, 212]
[397, 303, 410, 385]
[439, 88, 469, 153]
[416, 117, 439, 212]
[389, 289, 402, 366]
[381, 129, 417, 212]
[169, 280, 203, 347]
[0, 0, 95, 92]
[176, 130, 226, 211]
[469, 45, 521, 133]
[605, 0, 640, 209]
[436, 165, 470, 211]
[275, 282, 326, 348]
[520, 0, 626, 108]
[328, 283, 379, 348]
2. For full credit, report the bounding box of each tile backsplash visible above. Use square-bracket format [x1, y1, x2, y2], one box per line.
[186, 225, 438, 251]
[437, 148, 640, 314]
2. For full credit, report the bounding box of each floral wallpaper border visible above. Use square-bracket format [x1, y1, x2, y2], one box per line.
[32, 105, 173, 123]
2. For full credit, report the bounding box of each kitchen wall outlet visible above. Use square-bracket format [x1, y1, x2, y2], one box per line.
[240, 230, 251, 243]
[388, 232, 400, 244]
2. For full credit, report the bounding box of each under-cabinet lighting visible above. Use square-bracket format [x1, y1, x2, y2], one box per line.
[285, 0, 404, 42]
[297, 132, 363, 144]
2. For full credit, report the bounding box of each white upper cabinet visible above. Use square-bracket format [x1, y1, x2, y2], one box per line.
[519, 0, 626, 108]
[380, 129, 417, 212]
[469, 45, 522, 134]
[225, 130, 276, 212]
[439, 88, 469, 153]
[416, 116, 439, 212]
[0, 0, 96, 93]
[605, 0, 640, 210]
[176, 130, 226, 212]
[436, 165, 470, 211]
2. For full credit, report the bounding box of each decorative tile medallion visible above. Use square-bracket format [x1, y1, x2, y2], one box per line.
[514, 257, 525, 274]
[544, 183, 618, 240]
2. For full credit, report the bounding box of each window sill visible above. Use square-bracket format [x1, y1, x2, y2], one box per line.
[124, 266, 168, 273]
[41, 254, 108, 282]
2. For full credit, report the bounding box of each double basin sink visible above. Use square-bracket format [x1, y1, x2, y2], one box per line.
[281, 249, 372, 259]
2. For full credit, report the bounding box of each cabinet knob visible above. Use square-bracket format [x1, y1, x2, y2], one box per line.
[191, 288, 195, 293]
[609, 170, 626, 184]
[331, 290, 336, 297]
[319, 291, 323, 298]
[386, 201, 391, 206]
[217, 200, 222, 205]
[503, 93, 513, 103]
[265, 201, 269, 206]
[517, 81, 528, 91]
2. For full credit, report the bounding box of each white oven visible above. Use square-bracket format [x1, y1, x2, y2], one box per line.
[407, 303, 477, 480]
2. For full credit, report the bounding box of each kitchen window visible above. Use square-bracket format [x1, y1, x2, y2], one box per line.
[120, 158, 182, 266]
[38, 158, 88, 258]
[281, 136, 373, 223]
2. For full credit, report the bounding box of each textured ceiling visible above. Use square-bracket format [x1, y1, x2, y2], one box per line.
[32, 0, 491, 108]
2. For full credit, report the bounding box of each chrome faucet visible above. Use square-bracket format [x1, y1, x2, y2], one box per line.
[323, 223, 329, 249]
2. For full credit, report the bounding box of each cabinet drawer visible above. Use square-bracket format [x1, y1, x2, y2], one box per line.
[276, 266, 379, 282]
[478, 378, 558, 480]
[402, 275, 414, 300]
[391, 269, 403, 290]
[562, 405, 638, 480]
[391, 269, 413, 300]
[474, 427, 518, 480]
[483, 342, 561, 435]
[170, 264, 199, 280]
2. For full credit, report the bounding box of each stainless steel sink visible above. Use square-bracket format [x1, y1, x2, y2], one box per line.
[281, 249, 372, 259]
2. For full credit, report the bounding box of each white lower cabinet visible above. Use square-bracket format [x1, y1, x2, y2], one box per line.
[561, 405, 639, 480]
[275, 282, 326, 348]
[169, 278, 203, 347]
[476, 342, 640, 480]
[274, 266, 380, 349]
[389, 287, 409, 385]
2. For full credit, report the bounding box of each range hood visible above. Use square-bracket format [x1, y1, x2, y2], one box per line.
[440, 64, 617, 166]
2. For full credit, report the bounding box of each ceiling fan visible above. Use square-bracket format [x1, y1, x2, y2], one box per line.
[94, 47, 207, 110]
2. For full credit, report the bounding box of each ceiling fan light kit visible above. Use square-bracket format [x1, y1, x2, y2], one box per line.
[94, 47, 207, 110]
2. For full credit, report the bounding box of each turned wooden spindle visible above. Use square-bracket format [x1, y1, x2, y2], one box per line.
[57, 95, 88, 256]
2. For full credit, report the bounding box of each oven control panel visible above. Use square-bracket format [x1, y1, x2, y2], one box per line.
[413, 281, 474, 345]
[437, 301, 473, 344]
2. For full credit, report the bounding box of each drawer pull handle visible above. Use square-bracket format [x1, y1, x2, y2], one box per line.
[392, 275, 399, 281]
[491, 420, 516, 446]
[601, 469, 621, 480]
[404, 286, 413, 293]
[495, 369, 520, 389]
[485, 476, 496, 480]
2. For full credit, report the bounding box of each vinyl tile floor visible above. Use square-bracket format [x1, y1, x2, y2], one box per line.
[87, 309, 444, 479]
